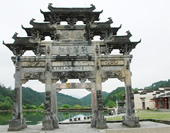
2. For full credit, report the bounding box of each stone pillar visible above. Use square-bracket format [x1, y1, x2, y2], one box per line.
[94, 44, 107, 129]
[42, 45, 59, 130]
[91, 87, 97, 128]
[8, 56, 27, 131]
[52, 83, 59, 128]
[122, 60, 140, 127]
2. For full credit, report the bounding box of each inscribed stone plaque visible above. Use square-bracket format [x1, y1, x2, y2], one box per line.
[51, 46, 94, 56]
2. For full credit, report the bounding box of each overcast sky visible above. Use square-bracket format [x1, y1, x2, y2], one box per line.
[0, 0, 170, 98]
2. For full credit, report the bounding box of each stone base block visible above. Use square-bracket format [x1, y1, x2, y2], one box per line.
[52, 114, 59, 128]
[8, 118, 27, 131]
[96, 111, 107, 129]
[91, 116, 96, 128]
[42, 119, 54, 130]
[122, 115, 140, 127]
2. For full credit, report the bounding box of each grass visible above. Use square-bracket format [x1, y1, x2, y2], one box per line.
[106, 110, 170, 121]
[136, 110, 170, 120]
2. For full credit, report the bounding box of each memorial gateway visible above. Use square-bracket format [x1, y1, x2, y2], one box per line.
[3, 4, 141, 131]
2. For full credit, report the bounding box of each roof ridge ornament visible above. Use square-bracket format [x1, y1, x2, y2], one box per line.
[30, 18, 36, 26]
[48, 3, 96, 12]
[126, 30, 132, 38]
[90, 4, 96, 10]
[107, 17, 113, 24]
[48, 3, 53, 11]
[12, 32, 18, 39]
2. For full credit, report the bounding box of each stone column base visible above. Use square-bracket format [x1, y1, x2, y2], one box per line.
[91, 116, 97, 128]
[52, 114, 59, 128]
[42, 114, 59, 130]
[42, 118, 54, 130]
[8, 118, 27, 131]
[122, 115, 140, 127]
[96, 111, 107, 129]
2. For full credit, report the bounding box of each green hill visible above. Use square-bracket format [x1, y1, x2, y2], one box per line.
[0, 85, 84, 110]
[57, 93, 84, 107]
[22, 87, 44, 106]
[144, 79, 170, 90]
[22, 87, 84, 107]
[103, 87, 125, 107]
[80, 91, 109, 106]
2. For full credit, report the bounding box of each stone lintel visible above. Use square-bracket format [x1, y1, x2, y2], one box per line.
[54, 83, 94, 89]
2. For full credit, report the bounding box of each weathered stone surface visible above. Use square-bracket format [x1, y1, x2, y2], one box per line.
[122, 115, 140, 127]
[8, 118, 27, 131]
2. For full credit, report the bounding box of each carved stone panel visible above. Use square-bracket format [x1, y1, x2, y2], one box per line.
[52, 61, 94, 66]
[51, 46, 94, 56]
[21, 62, 45, 67]
[57, 30, 85, 40]
[52, 66, 94, 72]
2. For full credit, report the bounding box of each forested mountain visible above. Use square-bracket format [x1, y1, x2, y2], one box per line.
[103, 87, 125, 107]
[57, 93, 84, 106]
[0, 85, 84, 110]
[0, 84, 13, 110]
[80, 91, 109, 106]
[144, 79, 170, 90]
[22, 87, 44, 106]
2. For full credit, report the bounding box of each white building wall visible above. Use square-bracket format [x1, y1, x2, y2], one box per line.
[145, 92, 155, 109]
[134, 94, 142, 109]
[134, 92, 155, 110]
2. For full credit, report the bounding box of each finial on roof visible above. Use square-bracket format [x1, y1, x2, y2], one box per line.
[30, 18, 36, 25]
[126, 30, 132, 38]
[21, 25, 25, 29]
[48, 3, 53, 10]
[40, 9, 44, 13]
[90, 4, 96, 10]
[12, 33, 18, 39]
[119, 24, 122, 29]
[2, 40, 5, 45]
[107, 17, 113, 24]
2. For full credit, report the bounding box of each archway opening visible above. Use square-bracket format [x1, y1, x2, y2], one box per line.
[102, 78, 125, 108]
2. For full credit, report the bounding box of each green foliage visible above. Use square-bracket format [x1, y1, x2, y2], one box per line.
[144, 79, 170, 90]
[0, 84, 13, 110]
[103, 87, 125, 107]
[0, 100, 12, 110]
[106, 100, 115, 108]
[23, 104, 37, 110]
[38, 104, 45, 110]
[73, 104, 81, 109]
[62, 104, 71, 109]
[22, 87, 45, 106]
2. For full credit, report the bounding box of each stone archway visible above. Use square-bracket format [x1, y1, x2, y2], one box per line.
[4, 4, 141, 131]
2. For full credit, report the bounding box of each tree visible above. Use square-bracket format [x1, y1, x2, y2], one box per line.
[74, 104, 81, 109]
[106, 100, 115, 108]
[62, 104, 71, 109]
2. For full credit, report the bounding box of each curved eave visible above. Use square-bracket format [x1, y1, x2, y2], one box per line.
[41, 11, 102, 22]
[30, 21, 51, 29]
[111, 25, 122, 35]
[3, 41, 38, 52]
[3, 41, 13, 48]
[106, 40, 141, 50]
[48, 4, 96, 13]
[22, 26, 32, 36]
[22, 25, 54, 37]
